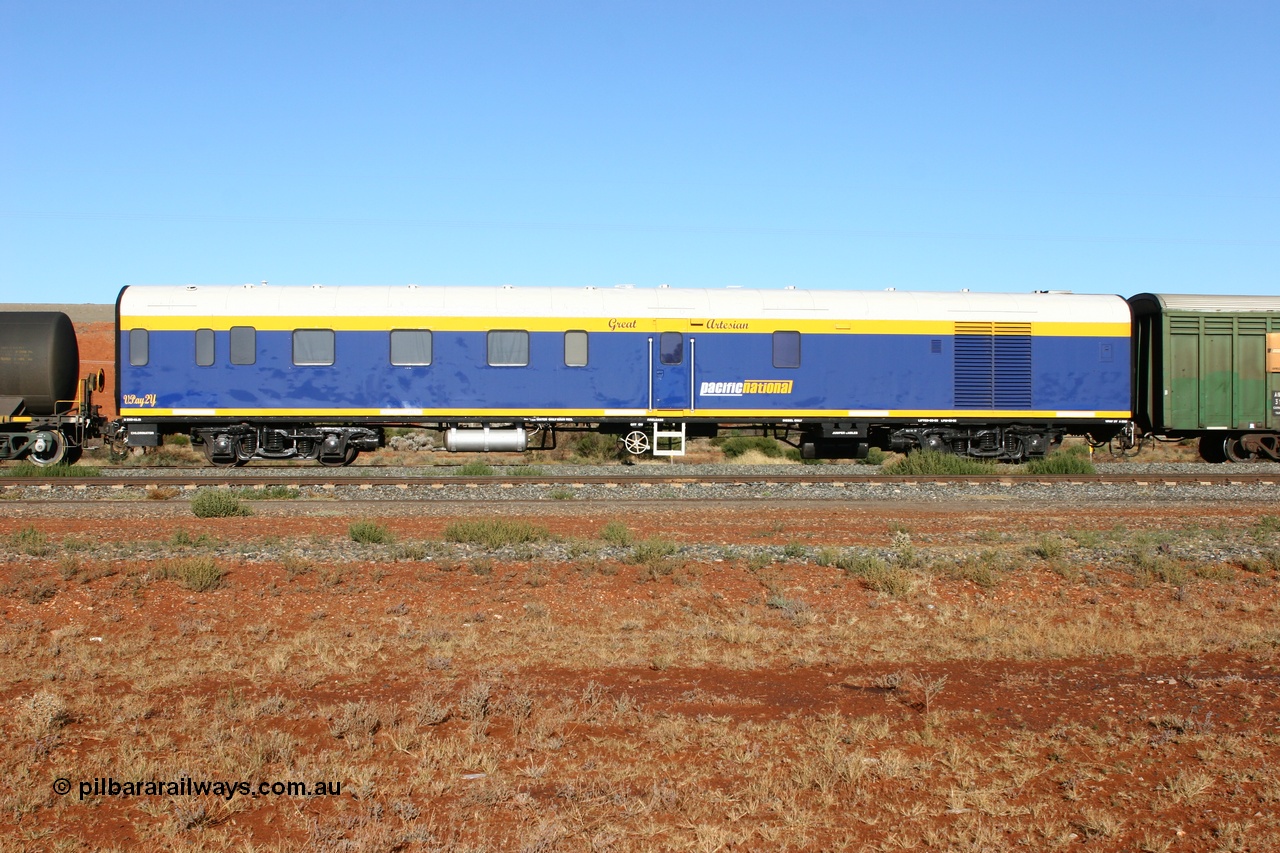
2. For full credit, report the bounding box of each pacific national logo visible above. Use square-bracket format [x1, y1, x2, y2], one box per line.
[699, 380, 793, 397]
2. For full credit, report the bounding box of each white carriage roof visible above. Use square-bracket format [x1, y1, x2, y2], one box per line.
[119, 284, 1131, 324]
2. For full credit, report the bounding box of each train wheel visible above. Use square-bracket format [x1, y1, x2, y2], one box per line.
[1226, 437, 1258, 463]
[623, 430, 650, 456]
[1197, 436, 1228, 464]
[27, 430, 67, 467]
[202, 436, 239, 467]
[318, 447, 359, 467]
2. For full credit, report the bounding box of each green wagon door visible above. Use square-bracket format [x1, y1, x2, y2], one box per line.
[1200, 318, 1234, 428]
[1168, 314, 1274, 430]
[1167, 317, 1201, 429]
[1235, 319, 1269, 428]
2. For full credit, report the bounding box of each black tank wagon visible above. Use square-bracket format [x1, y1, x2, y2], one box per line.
[0, 311, 104, 465]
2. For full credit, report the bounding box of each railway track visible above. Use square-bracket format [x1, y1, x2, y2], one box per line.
[5, 470, 1280, 489]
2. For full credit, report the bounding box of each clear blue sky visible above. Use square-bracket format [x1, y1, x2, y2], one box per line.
[2, 1, 1276, 304]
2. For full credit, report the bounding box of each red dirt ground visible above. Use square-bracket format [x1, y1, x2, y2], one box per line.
[2, 497, 1279, 851]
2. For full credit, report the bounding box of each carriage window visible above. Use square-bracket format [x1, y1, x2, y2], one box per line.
[390, 329, 432, 365]
[293, 329, 335, 366]
[230, 326, 256, 365]
[564, 330, 588, 367]
[659, 332, 683, 365]
[195, 329, 215, 366]
[487, 330, 529, 366]
[129, 329, 149, 366]
[773, 331, 801, 368]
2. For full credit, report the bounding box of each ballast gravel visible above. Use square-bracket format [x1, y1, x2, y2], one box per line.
[2, 462, 1277, 506]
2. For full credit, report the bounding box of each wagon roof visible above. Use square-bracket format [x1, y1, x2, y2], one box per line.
[1129, 293, 1280, 314]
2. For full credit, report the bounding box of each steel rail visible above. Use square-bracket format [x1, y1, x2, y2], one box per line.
[4, 472, 1279, 489]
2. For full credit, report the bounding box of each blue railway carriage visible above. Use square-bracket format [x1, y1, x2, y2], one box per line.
[114, 283, 1131, 464]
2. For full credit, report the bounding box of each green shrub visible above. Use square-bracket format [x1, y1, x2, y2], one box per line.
[190, 489, 251, 518]
[1253, 516, 1280, 540]
[862, 447, 887, 465]
[350, 521, 394, 544]
[156, 557, 226, 591]
[122, 447, 197, 467]
[719, 435, 786, 459]
[628, 538, 679, 566]
[1020, 451, 1096, 476]
[949, 551, 1005, 589]
[1194, 563, 1235, 582]
[2, 462, 101, 477]
[766, 594, 814, 626]
[444, 519, 549, 548]
[814, 546, 841, 567]
[1127, 549, 1187, 586]
[600, 521, 633, 546]
[1029, 535, 1067, 560]
[881, 450, 996, 476]
[457, 461, 494, 476]
[10, 526, 51, 556]
[169, 530, 215, 548]
[1067, 529, 1102, 548]
[570, 433, 619, 462]
[234, 485, 300, 500]
[1240, 550, 1280, 574]
[837, 552, 912, 596]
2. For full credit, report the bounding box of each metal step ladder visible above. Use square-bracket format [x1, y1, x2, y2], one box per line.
[652, 422, 686, 457]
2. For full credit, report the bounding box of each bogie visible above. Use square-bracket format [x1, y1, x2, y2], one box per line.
[194, 425, 379, 467]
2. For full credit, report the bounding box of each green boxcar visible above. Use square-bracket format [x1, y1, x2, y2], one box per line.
[1129, 293, 1280, 462]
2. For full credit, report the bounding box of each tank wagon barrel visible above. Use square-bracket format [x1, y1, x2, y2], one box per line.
[0, 311, 80, 417]
[0, 311, 104, 466]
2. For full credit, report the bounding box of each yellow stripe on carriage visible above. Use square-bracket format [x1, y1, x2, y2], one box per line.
[121, 407, 1132, 420]
[119, 315, 1130, 338]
